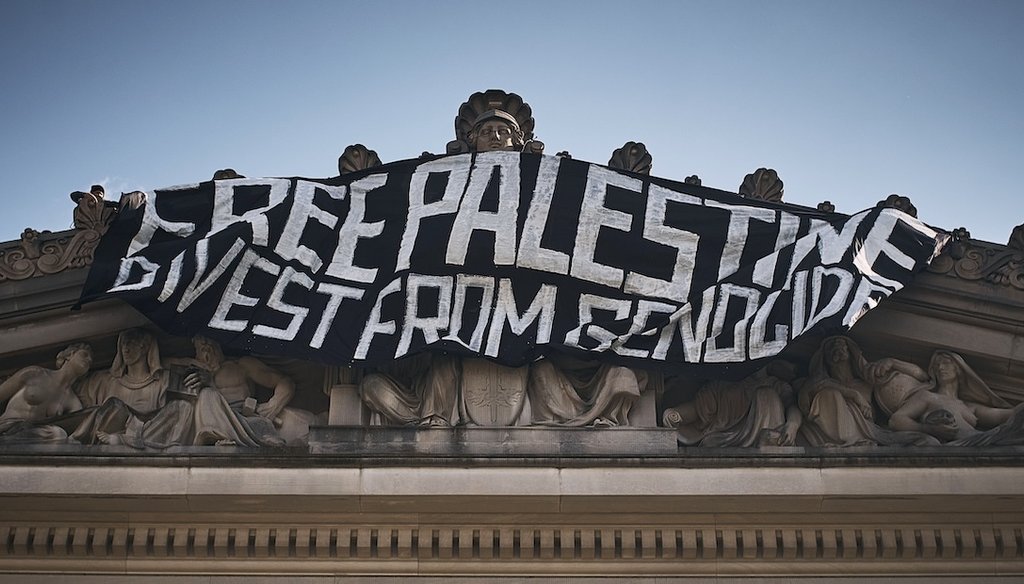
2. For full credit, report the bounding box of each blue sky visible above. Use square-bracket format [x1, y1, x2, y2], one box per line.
[1, 0, 1021, 243]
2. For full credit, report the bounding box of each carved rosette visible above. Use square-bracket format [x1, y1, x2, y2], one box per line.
[446, 89, 544, 155]
[338, 144, 383, 175]
[738, 168, 784, 202]
[607, 141, 652, 175]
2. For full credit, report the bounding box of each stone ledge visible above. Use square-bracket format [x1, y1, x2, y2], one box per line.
[308, 426, 679, 456]
[2, 465, 1024, 500]
[2, 441, 1024, 468]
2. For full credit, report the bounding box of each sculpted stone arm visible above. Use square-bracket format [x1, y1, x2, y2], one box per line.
[0, 370, 31, 405]
[868, 358, 930, 383]
[889, 397, 958, 440]
[887, 399, 929, 432]
[238, 357, 295, 420]
[971, 403, 1016, 428]
[779, 402, 803, 446]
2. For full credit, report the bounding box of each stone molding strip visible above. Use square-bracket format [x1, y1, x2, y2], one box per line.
[3, 465, 1024, 499]
[1, 521, 1023, 576]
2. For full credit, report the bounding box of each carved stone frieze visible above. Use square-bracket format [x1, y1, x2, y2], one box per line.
[738, 168, 783, 201]
[338, 144, 383, 175]
[607, 141, 652, 175]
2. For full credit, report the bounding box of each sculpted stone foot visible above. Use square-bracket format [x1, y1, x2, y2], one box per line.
[418, 415, 451, 428]
[96, 431, 124, 446]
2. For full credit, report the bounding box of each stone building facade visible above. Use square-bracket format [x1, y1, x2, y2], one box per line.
[1, 91, 1022, 582]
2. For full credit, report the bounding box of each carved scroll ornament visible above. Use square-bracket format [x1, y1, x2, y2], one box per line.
[927, 238, 1024, 289]
[0, 227, 102, 282]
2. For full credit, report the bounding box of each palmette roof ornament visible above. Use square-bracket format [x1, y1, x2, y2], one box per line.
[877, 193, 918, 218]
[338, 144, 383, 175]
[607, 141, 653, 175]
[738, 168, 784, 202]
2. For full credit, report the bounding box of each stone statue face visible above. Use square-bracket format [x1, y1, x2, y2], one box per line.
[56, 343, 92, 371]
[934, 354, 958, 383]
[119, 332, 149, 366]
[472, 119, 517, 152]
[66, 347, 93, 373]
[193, 336, 224, 369]
[827, 339, 849, 364]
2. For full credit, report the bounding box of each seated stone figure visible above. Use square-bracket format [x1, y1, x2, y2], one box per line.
[360, 352, 651, 427]
[798, 336, 935, 447]
[360, 353, 461, 426]
[180, 336, 317, 445]
[873, 350, 1024, 445]
[0, 343, 92, 443]
[528, 354, 649, 427]
[70, 329, 266, 448]
[661, 362, 801, 447]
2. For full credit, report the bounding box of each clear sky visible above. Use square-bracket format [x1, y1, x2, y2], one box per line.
[1, 0, 1021, 243]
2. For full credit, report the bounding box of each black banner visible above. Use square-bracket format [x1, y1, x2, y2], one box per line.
[80, 152, 945, 374]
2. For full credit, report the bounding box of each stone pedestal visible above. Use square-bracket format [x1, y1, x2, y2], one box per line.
[326, 383, 365, 425]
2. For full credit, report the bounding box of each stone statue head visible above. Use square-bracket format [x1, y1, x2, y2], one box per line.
[110, 329, 162, 378]
[810, 336, 868, 381]
[56, 342, 92, 372]
[192, 335, 225, 369]
[467, 109, 525, 152]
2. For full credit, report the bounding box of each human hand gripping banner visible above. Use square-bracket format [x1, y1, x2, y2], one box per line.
[78, 152, 947, 376]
